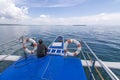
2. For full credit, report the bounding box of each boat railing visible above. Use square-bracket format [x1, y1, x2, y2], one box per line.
[0, 37, 24, 73]
[0, 35, 37, 65]
[0, 35, 29, 58]
[81, 40, 119, 80]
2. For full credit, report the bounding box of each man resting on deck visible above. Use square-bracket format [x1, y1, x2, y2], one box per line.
[37, 39, 48, 58]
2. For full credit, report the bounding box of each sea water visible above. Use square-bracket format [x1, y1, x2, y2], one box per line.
[0, 25, 120, 78]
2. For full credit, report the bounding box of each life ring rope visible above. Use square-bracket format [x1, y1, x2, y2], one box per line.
[64, 39, 81, 56]
[23, 38, 37, 54]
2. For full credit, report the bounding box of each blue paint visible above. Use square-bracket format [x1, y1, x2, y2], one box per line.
[49, 36, 64, 49]
[0, 36, 87, 80]
[48, 36, 64, 55]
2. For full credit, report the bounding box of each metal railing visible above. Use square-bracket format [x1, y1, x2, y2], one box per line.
[81, 41, 119, 80]
[0, 38, 23, 64]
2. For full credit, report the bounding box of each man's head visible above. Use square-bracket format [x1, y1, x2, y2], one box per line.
[38, 39, 43, 44]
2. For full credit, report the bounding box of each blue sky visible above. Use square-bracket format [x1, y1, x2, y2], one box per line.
[0, 0, 120, 25]
[16, 0, 120, 17]
[26, 0, 120, 17]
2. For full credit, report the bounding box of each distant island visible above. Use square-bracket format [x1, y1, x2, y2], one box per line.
[72, 25, 86, 26]
[0, 24, 87, 26]
[0, 24, 22, 26]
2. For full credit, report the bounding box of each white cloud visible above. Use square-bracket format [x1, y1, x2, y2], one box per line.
[1, 13, 120, 25]
[0, 0, 29, 21]
[28, 13, 120, 25]
[39, 14, 50, 18]
[0, 0, 120, 25]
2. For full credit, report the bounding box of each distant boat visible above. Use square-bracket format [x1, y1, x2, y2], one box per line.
[0, 36, 119, 80]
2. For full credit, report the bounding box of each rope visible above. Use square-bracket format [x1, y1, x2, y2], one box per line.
[41, 57, 52, 80]
[86, 52, 104, 80]
[14, 57, 30, 68]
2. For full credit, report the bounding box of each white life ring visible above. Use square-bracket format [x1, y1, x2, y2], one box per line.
[23, 38, 37, 54]
[64, 39, 81, 56]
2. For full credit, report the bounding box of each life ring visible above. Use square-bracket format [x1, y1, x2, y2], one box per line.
[64, 39, 81, 56]
[23, 38, 37, 54]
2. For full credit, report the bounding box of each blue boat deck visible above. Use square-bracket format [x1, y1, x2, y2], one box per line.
[0, 36, 87, 80]
[0, 55, 87, 80]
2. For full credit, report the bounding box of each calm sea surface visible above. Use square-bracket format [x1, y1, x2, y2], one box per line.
[0, 25, 120, 78]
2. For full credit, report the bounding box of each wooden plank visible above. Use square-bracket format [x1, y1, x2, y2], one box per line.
[81, 60, 120, 69]
[0, 55, 21, 61]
